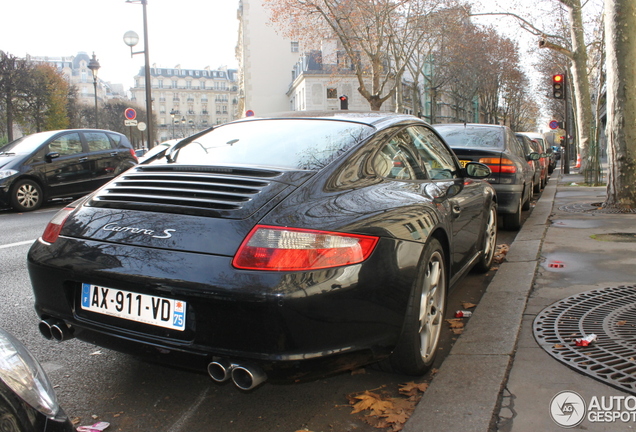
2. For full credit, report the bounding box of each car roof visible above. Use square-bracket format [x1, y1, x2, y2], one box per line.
[233, 111, 427, 129]
[433, 123, 508, 130]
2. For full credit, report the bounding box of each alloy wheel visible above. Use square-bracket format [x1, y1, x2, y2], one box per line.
[419, 251, 445, 362]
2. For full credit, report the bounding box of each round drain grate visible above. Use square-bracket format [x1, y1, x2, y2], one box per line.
[533, 285, 636, 395]
[559, 202, 636, 214]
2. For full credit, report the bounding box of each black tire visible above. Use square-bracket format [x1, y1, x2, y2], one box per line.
[11, 179, 43, 212]
[472, 202, 498, 273]
[533, 177, 541, 193]
[389, 238, 447, 375]
[502, 195, 522, 231]
[522, 186, 532, 211]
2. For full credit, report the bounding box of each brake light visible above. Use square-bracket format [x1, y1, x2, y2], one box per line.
[478, 157, 516, 173]
[41, 207, 74, 243]
[129, 148, 138, 162]
[233, 225, 379, 271]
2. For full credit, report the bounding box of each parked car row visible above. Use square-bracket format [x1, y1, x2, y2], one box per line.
[13, 115, 549, 392]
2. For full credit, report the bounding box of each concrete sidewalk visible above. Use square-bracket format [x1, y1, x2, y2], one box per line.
[404, 165, 636, 431]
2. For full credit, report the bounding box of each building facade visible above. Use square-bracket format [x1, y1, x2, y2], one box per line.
[28, 52, 126, 106]
[236, 0, 302, 116]
[130, 65, 239, 142]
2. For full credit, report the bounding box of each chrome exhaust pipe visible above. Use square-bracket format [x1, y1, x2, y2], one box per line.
[50, 321, 74, 341]
[231, 364, 267, 391]
[39, 319, 74, 342]
[38, 320, 54, 340]
[207, 359, 235, 383]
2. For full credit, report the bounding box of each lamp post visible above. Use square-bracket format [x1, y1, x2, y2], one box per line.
[181, 116, 186, 138]
[87, 52, 100, 128]
[170, 109, 176, 138]
[123, 0, 154, 148]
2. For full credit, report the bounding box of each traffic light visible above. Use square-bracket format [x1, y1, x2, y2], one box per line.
[339, 95, 348, 110]
[552, 74, 565, 99]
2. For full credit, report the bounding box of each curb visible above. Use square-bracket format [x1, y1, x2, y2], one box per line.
[403, 179, 558, 432]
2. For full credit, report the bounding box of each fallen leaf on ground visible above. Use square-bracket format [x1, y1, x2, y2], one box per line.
[461, 302, 477, 309]
[446, 318, 465, 333]
[617, 321, 627, 326]
[399, 382, 429, 397]
[351, 391, 394, 415]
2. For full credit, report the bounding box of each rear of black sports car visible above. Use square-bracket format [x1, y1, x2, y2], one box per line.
[28, 113, 492, 389]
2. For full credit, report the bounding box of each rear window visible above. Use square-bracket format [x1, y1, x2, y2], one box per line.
[167, 119, 374, 170]
[434, 126, 504, 149]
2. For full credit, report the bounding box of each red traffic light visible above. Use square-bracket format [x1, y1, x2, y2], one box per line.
[339, 95, 348, 110]
[552, 74, 565, 99]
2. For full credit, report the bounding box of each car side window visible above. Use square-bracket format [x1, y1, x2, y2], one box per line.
[85, 132, 114, 152]
[407, 126, 458, 180]
[508, 130, 525, 158]
[372, 131, 426, 180]
[48, 133, 82, 156]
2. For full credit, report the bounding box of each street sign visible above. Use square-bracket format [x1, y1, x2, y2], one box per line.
[245, 110, 255, 117]
[125, 108, 137, 120]
[125, 120, 138, 126]
[549, 120, 559, 130]
[137, 122, 147, 131]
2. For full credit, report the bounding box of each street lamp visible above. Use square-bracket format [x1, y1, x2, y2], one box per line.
[123, 0, 154, 148]
[87, 52, 100, 128]
[170, 109, 176, 139]
[181, 116, 186, 138]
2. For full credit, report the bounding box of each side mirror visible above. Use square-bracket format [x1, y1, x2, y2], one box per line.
[45, 152, 60, 162]
[432, 183, 463, 203]
[527, 152, 540, 161]
[464, 162, 491, 179]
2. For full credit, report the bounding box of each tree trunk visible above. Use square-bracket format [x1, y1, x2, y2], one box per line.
[604, 0, 636, 209]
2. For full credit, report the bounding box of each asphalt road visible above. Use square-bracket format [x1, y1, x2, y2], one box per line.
[0, 199, 523, 432]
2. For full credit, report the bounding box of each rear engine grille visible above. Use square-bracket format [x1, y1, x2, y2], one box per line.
[89, 165, 281, 215]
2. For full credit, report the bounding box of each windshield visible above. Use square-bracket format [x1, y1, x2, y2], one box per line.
[0, 131, 58, 155]
[434, 126, 504, 149]
[164, 119, 374, 170]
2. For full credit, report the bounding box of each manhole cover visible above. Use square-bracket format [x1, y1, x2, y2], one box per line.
[533, 286, 636, 395]
[559, 202, 636, 214]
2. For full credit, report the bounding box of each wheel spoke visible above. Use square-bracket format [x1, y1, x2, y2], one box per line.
[419, 254, 445, 361]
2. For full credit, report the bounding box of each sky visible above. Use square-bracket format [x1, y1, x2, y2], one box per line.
[1, 0, 241, 89]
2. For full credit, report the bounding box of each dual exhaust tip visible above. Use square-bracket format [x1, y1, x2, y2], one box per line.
[39, 319, 74, 342]
[208, 359, 267, 391]
[39, 320, 267, 390]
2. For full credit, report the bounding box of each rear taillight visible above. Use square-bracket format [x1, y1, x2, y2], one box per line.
[41, 207, 74, 243]
[233, 225, 379, 271]
[479, 157, 516, 173]
[129, 148, 139, 162]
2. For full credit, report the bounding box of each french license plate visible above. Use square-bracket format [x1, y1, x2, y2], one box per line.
[81, 283, 186, 331]
[459, 160, 471, 168]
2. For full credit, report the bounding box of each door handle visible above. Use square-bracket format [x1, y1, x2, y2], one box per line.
[78, 157, 88, 162]
[110, 152, 118, 156]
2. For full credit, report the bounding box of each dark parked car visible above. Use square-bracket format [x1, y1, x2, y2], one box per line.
[0, 327, 75, 431]
[519, 132, 556, 174]
[433, 123, 538, 231]
[28, 112, 498, 390]
[516, 133, 546, 193]
[0, 129, 138, 212]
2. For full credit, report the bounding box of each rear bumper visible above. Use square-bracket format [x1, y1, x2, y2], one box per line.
[27, 236, 422, 380]
[492, 184, 524, 214]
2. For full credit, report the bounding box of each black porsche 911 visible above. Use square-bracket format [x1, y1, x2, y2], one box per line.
[28, 112, 497, 390]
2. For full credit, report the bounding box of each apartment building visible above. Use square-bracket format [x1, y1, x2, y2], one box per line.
[130, 65, 239, 142]
[28, 52, 126, 106]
